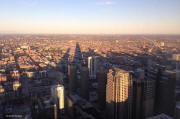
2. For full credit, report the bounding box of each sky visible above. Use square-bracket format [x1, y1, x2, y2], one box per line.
[0, 0, 180, 34]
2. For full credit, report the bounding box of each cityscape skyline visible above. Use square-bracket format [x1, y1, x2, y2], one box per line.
[0, 0, 180, 34]
[0, 34, 179, 119]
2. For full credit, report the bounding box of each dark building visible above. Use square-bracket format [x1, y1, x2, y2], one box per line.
[156, 70, 176, 117]
[146, 64, 176, 117]
[80, 66, 89, 100]
[97, 68, 107, 109]
[132, 69, 155, 119]
[68, 64, 77, 94]
[132, 78, 155, 119]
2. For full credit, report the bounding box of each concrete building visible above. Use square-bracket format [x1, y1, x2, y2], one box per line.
[66, 94, 100, 119]
[97, 68, 107, 109]
[68, 64, 77, 94]
[175, 101, 180, 119]
[156, 70, 176, 117]
[132, 78, 155, 119]
[132, 69, 155, 119]
[51, 84, 65, 110]
[172, 54, 180, 70]
[88, 56, 96, 79]
[146, 64, 176, 117]
[80, 66, 89, 100]
[35, 97, 57, 119]
[106, 67, 133, 119]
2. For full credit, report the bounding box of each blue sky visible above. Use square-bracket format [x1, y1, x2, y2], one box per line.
[0, 0, 180, 34]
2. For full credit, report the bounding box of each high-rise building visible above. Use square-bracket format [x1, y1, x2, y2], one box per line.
[106, 67, 133, 119]
[57, 85, 65, 110]
[156, 70, 176, 117]
[88, 56, 96, 79]
[175, 101, 180, 119]
[97, 68, 107, 109]
[132, 69, 155, 119]
[172, 54, 180, 70]
[132, 79, 155, 119]
[51, 84, 65, 110]
[68, 64, 77, 94]
[145, 64, 176, 117]
[80, 66, 89, 100]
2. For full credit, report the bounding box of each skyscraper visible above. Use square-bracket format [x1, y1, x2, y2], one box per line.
[88, 56, 96, 79]
[156, 70, 176, 117]
[132, 69, 155, 119]
[51, 84, 65, 110]
[57, 85, 65, 110]
[68, 64, 77, 94]
[97, 68, 107, 109]
[106, 67, 133, 119]
[145, 64, 176, 117]
[132, 79, 155, 119]
[80, 66, 89, 100]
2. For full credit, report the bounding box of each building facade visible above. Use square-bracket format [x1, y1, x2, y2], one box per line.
[106, 67, 133, 119]
[97, 69, 107, 109]
[68, 64, 77, 94]
[88, 56, 96, 79]
[80, 66, 89, 100]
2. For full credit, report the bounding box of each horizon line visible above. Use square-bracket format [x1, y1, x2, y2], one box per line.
[0, 33, 180, 36]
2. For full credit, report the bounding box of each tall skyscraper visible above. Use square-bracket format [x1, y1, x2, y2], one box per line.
[132, 69, 155, 119]
[156, 70, 176, 117]
[88, 56, 96, 79]
[146, 64, 176, 117]
[51, 84, 65, 110]
[68, 64, 77, 94]
[80, 66, 89, 100]
[97, 68, 107, 109]
[106, 67, 133, 119]
[175, 101, 180, 119]
[51, 84, 65, 119]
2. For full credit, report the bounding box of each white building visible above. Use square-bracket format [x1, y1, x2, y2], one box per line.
[88, 56, 96, 79]
[51, 84, 64, 110]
